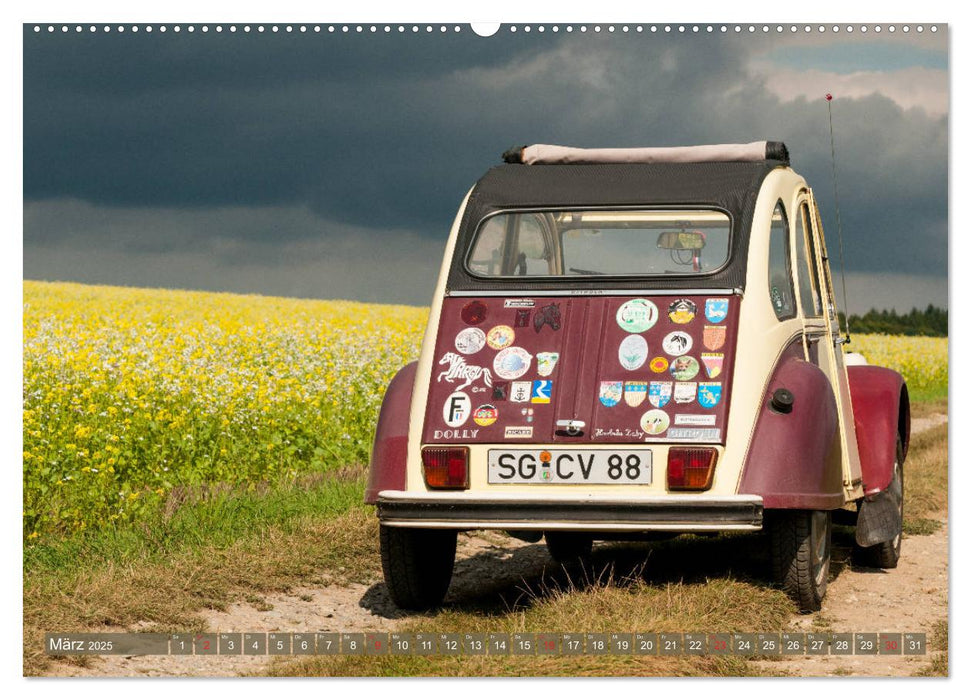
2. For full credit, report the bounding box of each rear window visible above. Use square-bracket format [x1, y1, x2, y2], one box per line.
[466, 209, 731, 278]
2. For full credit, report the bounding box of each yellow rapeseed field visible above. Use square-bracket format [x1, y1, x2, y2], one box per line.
[22, 282, 947, 538]
[23, 281, 427, 537]
[852, 333, 948, 400]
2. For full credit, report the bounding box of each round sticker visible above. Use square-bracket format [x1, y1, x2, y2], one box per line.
[616, 299, 659, 333]
[669, 355, 701, 381]
[649, 357, 669, 373]
[640, 409, 671, 436]
[618, 334, 649, 371]
[662, 330, 694, 356]
[486, 325, 515, 350]
[454, 327, 486, 355]
[461, 300, 488, 325]
[493, 346, 533, 380]
[472, 404, 498, 427]
[668, 298, 697, 324]
[443, 391, 472, 427]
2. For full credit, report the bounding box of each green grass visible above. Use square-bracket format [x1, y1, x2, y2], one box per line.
[25, 468, 368, 574]
[267, 574, 793, 677]
[904, 424, 948, 521]
[23, 471, 380, 675]
[902, 518, 942, 536]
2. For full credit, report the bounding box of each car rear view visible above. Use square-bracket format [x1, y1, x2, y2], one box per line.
[367, 142, 907, 612]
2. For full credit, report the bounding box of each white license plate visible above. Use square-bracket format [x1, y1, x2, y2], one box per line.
[487, 449, 652, 484]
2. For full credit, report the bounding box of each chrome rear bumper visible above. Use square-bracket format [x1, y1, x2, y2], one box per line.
[376, 491, 763, 532]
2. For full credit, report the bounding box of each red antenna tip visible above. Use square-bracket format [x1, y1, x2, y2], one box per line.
[825, 93, 833, 101]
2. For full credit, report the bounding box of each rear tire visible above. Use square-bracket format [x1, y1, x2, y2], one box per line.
[545, 531, 594, 564]
[854, 436, 904, 569]
[380, 525, 456, 611]
[768, 510, 832, 613]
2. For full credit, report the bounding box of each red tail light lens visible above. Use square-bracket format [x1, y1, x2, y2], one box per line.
[422, 447, 470, 489]
[667, 447, 718, 491]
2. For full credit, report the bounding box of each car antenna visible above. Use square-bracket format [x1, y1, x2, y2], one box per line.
[826, 92, 851, 345]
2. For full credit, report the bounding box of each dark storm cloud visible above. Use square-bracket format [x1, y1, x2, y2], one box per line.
[23, 27, 947, 284]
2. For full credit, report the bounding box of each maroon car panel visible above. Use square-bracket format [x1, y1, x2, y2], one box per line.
[738, 344, 844, 510]
[422, 294, 740, 445]
[846, 365, 909, 496]
[365, 362, 417, 504]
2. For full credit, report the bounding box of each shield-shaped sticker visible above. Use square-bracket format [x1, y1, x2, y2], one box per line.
[648, 381, 672, 408]
[698, 382, 723, 408]
[674, 382, 697, 404]
[702, 353, 724, 379]
[536, 352, 560, 377]
[705, 298, 729, 324]
[624, 381, 647, 408]
[703, 325, 726, 350]
[599, 381, 623, 407]
[531, 380, 552, 404]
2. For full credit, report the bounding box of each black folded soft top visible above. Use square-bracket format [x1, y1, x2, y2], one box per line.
[446, 143, 791, 294]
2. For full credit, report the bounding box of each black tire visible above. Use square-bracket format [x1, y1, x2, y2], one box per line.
[854, 437, 904, 569]
[768, 509, 832, 613]
[545, 531, 593, 564]
[380, 525, 456, 611]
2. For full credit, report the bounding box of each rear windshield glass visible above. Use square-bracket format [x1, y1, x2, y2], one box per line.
[466, 209, 731, 278]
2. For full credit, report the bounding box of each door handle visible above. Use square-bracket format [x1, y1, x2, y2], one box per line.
[555, 420, 586, 435]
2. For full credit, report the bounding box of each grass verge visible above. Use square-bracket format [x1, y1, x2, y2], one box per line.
[268, 575, 793, 677]
[24, 472, 379, 675]
[914, 619, 948, 676]
[903, 423, 948, 524]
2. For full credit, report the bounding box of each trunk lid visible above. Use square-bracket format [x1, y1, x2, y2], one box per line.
[422, 293, 739, 445]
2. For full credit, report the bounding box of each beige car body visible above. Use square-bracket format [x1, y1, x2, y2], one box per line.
[379, 166, 865, 530]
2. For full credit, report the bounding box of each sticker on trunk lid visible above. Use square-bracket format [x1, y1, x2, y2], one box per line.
[454, 327, 486, 355]
[674, 382, 697, 404]
[536, 352, 560, 376]
[639, 409, 671, 435]
[662, 331, 693, 356]
[616, 299, 659, 333]
[599, 381, 623, 407]
[619, 334, 649, 370]
[669, 356, 700, 381]
[623, 381, 647, 407]
[668, 299, 697, 324]
[493, 347, 533, 379]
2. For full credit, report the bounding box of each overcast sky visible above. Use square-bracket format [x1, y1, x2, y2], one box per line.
[22, 23, 948, 312]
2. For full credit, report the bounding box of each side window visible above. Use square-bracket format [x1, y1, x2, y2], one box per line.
[467, 217, 506, 275]
[767, 201, 796, 320]
[795, 202, 823, 316]
[515, 215, 551, 275]
[467, 213, 552, 276]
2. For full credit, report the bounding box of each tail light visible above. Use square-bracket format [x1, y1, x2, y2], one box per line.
[667, 447, 718, 491]
[422, 447, 470, 489]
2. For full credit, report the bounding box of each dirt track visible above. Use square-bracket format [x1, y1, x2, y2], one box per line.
[46, 414, 948, 678]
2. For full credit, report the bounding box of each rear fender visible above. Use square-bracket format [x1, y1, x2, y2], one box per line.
[365, 362, 417, 504]
[738, 348, 843, 510]
[847, 365, 909, 496]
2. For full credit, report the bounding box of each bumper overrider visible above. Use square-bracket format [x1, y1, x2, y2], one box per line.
[376, 491, 763, 532]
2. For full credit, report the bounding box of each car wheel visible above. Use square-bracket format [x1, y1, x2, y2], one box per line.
[853, 436, 904, 569]
[768, 509, 832, 613]
[380, 525, 456, 611]
[545, 531, 594, 564]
